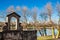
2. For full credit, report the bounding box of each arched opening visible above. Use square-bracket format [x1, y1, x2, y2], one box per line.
[10, 17, 17, 30]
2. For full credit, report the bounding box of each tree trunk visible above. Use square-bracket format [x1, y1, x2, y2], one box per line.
[56, 17, 60, 38]
[56, 28, 59, 38]
[52, 27, 55, 38]
[44, 27, 47, 36]
[56, 27, 60, 38]
[39, 30, 42, 36]
[39, 29, 44, 36]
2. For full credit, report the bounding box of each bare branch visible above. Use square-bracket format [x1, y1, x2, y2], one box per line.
[6, 5, 15, 14]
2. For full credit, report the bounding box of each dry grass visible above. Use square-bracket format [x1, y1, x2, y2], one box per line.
[37, 36, 54, 40]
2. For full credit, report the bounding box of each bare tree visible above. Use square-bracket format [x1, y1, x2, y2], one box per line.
[32, 7, 38, 23]
[39, 11, 48, 36]
[45, 2, 52, 21]
[56, 2, 60, 38]
[45, 2, 55, 38]
[39, 2, 53, 36]
[21, 6, 31, 29]
[16, 6, 20, 11]
[21, 6, 28, 23]
[56, 2, 60, 24]
[6, 6, 15, 14]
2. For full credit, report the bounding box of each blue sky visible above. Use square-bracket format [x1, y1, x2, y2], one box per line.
[0, 0, 60, 22]
[0, 0, 59, 10]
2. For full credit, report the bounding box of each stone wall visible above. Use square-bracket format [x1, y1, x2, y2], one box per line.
[23, 30, 37, 40]
[2, 30, 23, 40]
[0, 30, 37, 40]
[0, 32, 3, 40]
